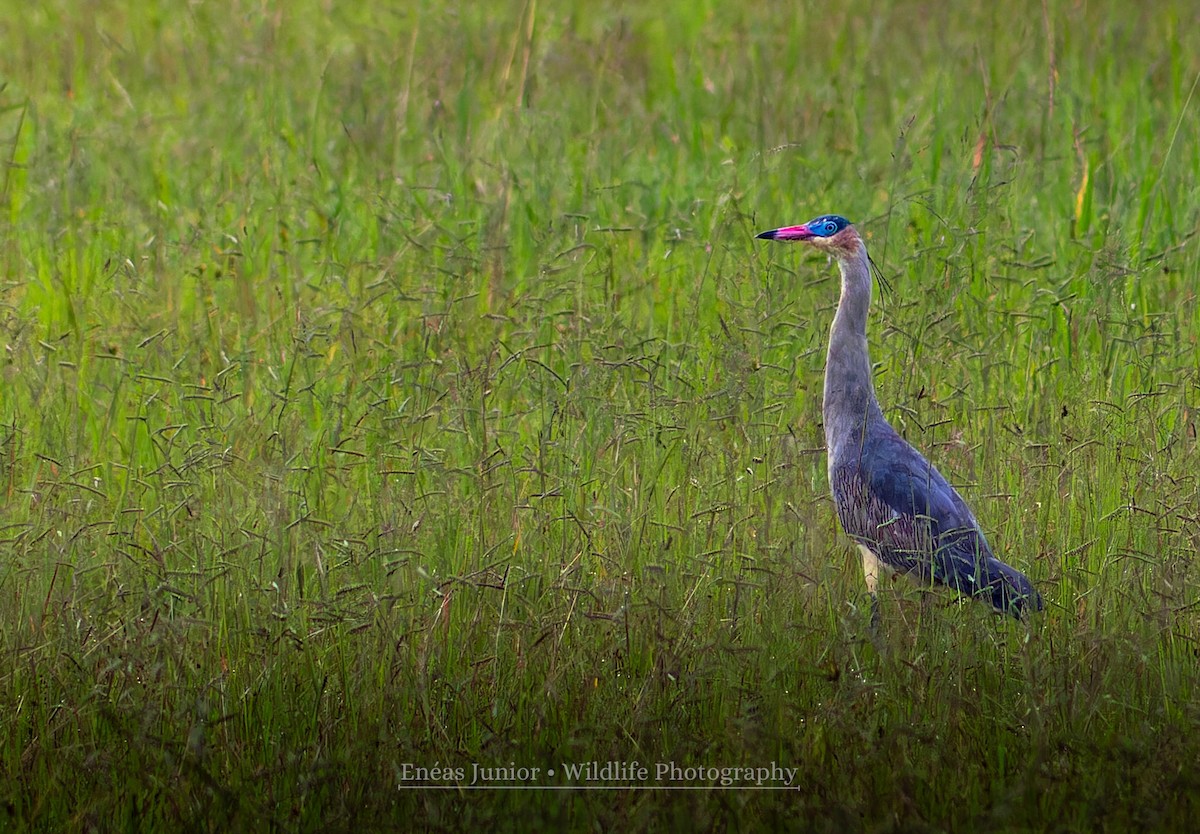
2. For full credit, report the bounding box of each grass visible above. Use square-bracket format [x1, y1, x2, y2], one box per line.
[1, 0, 1199, 830]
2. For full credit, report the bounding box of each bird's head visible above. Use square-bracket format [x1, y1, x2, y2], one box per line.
[989, 567, 1045, 621]
[756, 214, 862, 258]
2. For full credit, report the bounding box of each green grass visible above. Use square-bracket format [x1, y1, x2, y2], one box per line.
[1, 0, 1199, 830]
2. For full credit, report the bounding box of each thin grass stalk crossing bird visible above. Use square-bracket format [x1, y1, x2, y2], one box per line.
[757, 214, 1042, 624]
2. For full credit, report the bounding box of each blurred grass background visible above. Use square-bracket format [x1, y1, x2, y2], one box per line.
[1, 0, 1199, 830]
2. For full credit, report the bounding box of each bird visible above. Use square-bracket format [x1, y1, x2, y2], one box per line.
[757, 214, 1042, 624]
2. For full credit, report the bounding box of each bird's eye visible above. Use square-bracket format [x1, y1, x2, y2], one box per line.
[824, 221, 837, 234]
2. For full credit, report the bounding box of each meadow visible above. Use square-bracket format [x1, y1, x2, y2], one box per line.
[1, 0, 1199, 830]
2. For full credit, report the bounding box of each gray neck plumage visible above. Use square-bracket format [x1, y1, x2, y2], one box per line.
[824, 242, 885, 465]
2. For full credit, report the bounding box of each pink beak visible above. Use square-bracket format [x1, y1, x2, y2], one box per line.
[756, 224, 813, 241]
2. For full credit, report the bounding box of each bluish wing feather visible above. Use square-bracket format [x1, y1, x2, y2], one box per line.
[831, 425, 1041, 616]
[859, 430, 982, 542]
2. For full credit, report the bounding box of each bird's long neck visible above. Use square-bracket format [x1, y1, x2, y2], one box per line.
[824, 241, 884, 464]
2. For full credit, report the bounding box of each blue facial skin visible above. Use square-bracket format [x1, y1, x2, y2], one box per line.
[807, 215, 850, 237]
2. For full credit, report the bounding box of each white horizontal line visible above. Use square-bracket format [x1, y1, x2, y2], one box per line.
[396, 785, 798, 791]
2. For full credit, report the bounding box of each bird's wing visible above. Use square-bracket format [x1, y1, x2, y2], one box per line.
[833, 428, 996, 590]
[860, 431, 984, 541]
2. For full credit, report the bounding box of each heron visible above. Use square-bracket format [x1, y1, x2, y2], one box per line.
[757, 214, 1042, 624]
